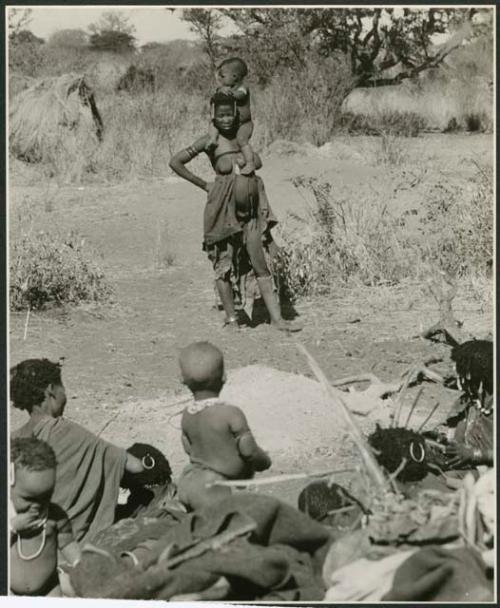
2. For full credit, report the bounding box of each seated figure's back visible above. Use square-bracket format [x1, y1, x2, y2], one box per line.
[182, 402, 253, 479]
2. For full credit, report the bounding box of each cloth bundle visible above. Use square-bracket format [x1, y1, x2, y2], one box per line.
[70, 494, 331, 601]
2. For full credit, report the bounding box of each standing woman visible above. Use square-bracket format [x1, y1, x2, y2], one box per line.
[169, 91, 301, 332]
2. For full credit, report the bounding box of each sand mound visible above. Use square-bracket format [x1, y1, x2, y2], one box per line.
[99, 364, 388, 476]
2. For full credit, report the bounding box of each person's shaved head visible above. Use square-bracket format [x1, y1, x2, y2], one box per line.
[179, 342, 225, 393]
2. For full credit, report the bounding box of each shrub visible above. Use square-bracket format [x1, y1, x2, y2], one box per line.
[420, 163, 493, 278]
[277, 164, 493, 298]
[276, 177, 417, 296]
[254, 52, 354, 147]
[10, 222, 112, 311]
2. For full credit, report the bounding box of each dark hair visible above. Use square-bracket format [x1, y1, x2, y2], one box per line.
[218, 57, 248, 78]
[11, 437, 57, 471]
[121, 443, 172, 489]
[451, 340, 493, 397]
[211, 91, 237, 113]
[10, 359, 62, 412]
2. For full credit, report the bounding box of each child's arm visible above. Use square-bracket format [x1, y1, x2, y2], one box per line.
[231, 86, 248, 102]
[169, 136, 212, 192]
[229, 409, 271, 472]
[181, 432, 192, 456]
[61, 540, 82, 567]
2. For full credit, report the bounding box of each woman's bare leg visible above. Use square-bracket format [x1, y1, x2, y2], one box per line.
[246, 228, 301, 332]
[215, 278, 238, 328]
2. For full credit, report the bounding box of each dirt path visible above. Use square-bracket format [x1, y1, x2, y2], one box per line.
[9, 137, 493, 503]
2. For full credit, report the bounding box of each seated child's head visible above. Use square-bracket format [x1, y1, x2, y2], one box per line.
[10, 437, 57, 518]
[217, 57, 248, 86]
[121, 443, 172, 490]
[10, 358, 66, 416]
[179, 341, 225, 396]
[118, 443, 175, 518]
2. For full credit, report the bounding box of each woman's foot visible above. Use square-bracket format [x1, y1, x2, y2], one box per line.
[223, 317, 240, 331]
[271, 319, 303, 333]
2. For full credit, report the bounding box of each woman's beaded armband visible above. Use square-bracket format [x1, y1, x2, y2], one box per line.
[184, 145, 198, 160]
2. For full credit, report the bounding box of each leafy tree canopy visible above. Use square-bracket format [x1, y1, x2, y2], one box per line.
[48, 29, 89, 49]
[182, 7, 487, 88]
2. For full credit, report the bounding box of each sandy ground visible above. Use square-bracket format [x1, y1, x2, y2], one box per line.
[9, 134, 494, 506]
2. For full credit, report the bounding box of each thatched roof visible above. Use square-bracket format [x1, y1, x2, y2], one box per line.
[9, 73, 103, 163]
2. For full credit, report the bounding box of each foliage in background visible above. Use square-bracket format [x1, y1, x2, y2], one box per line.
[7, 7, 494, 182]
[196, 7, 479, 89]
[277, 164, 493, 298]
[10, 214, 112, 311]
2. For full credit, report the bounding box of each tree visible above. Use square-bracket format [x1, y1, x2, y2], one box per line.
[47, 29, 89, 49]
[88, 10, 136, 36]
[8, 8, 33, 36]
[189, 7, 481, 89]
[88, 10, 136, 53]
[9, 28, 45, 76]
[180, 9, 223, 74]
[89, 30, 136, 54]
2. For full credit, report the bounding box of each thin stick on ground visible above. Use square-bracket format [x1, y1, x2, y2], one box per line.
[23, 305, 31, 341]
[392, 364, 418, 428]
[416, 402, 441, 433]
[404, 386, 424, 429]
[297, 342, 387, 489]
[207, 468, 355, 488]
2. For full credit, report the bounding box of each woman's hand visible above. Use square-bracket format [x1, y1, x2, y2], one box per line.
[445, 442, 476, 468]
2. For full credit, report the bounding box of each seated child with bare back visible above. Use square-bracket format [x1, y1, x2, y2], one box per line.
[177, 341, 271, 511]
[10, 437, 81, 596]
[206, 57, 256, 175]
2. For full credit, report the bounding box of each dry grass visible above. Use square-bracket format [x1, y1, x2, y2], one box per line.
[277, 162, 493, 301]
[152, 219, 176, 270]
[10, 202, 112, 311]
[9, 73, 102, 174]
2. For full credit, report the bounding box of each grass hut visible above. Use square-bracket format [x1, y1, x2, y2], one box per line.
[9, 73, 103, 166]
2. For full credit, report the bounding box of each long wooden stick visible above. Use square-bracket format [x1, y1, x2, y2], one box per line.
[404, 386, 424, 429]
[392, 364, 417, 428]
[23, 306, 31, 341]
[297, 343, 386, 489]
[416, 402, 440, 433]
[207, 468, 355, 488]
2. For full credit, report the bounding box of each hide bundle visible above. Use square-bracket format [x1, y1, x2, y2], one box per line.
[9, 73, 103, 163]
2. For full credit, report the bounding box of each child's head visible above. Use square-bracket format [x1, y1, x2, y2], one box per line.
[10, 358, 66, 416]
[10, 437, 56, 515]
[211, 91, 238, 133]
[122, 443, 172, 490]
[179, 341, 225, 396]
[217, 57, 248, 86]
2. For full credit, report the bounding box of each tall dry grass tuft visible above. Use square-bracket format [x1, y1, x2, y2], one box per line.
[277, 163, 493, 298]
[10, 205, 112, 311]
[9, 73, 102, 174]
[254, 53, 354, 147]
[153, 219, 176, 270]
[277, 177, 419, 295]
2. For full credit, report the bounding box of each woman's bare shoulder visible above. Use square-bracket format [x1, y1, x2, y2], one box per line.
[192, 134, 210, 152]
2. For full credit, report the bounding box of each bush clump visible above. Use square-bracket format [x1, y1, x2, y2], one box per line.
[276, 177, 417, 296]
[10, 228, 112, 311]
[277, 163, 493, 298]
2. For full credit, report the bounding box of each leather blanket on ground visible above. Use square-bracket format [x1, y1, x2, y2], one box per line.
[70, 494, 331, 601]
[382, 546, 493, 602]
